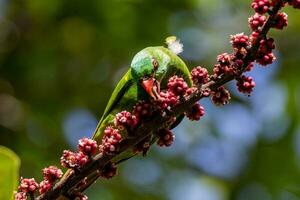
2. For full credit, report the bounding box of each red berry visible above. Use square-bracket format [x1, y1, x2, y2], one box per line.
[157, 129, 175, 147]
[259, 38, 275, 54]
[202, 88, 211, 97]
[114, 111, 138, 130]
[230, 33, 250, 49]
[248, 13, 266, 31]
[167, 75, 188, 96]
[256, 52, 276, 66]
[217, 53, 233, 66]
[18, 178, 39, 193]
[156, 90, 179, 110]
[99, 162, 117, 179]
[250, 31, 260, 44]
[272, 12, 288, 30]
[214, 53, 239, 76]
[186, 87, 197, 96]
[191, 66, 209, 85]
[211, 86, 231, 106]
[99, 126, 122, 155]
[251, 0, 270, 14]
[185, 103, 205, 121]
[133, 100, 153, 119]
[60, 150, 77, 168]
[236, 75, 256, 94]
[42, 166, 63, 182]
[14, 192, 27, 200]
[39, 180, 52, 194]
[60, 150, 88, 169]
[78, 137, 98, 156]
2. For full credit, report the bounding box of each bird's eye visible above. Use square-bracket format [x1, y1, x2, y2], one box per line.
[152, 58, 159, 71]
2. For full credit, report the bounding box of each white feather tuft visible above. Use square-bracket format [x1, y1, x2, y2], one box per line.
[165, 36, 183, 55]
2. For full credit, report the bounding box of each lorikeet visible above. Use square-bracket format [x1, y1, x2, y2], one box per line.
[93, 44, 192, 161]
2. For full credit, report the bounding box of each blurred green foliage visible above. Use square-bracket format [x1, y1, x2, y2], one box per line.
[0, 146, 20, 200]
[1, 0, 300, 199]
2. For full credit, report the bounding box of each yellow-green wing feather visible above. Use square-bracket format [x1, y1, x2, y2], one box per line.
[93, 69, 134, 141]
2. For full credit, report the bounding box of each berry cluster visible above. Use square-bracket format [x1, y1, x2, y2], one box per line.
[133, 100, 153, 119]
[157, 129, 175, 147]
[248, 13, 266, 31]
[167, 75, 189, 96]
[39, 166, 63, 194]
[99, 126, 122, 155]
[236, 75, 256, 94]
[185, 103, 205, 121]
[114, 111, 138, 130]
[78, 137, 98, 156]
[231, 33, 250, 49]
[211, 86, 231, 106]
[191, 66, 210, 85]
[251, 0, 271, 14]
[14, 178, 39, 200]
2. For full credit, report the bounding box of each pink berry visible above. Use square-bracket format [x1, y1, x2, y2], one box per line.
[191, 66, 209, 85]
[259, 38, 275, 54]
[18, 178, 39, 194]
[236, 75, 256, 94]
[211, 86, 231, 106]
[60, 150, 88, 169]
[42, 166, 63, 182]
[256, 52, 276, 66]
[217, 53, 234, 65]
[14, 192, 27, 200]
[114, 111, 138, 130]
[185, 103, 205, 121]
[99, 126, 122, 155]
[133, 100, 153, 119]
[156, 90, 179, 110]
[251, 0, 270, 14]
[248, 13, 266, 31]
[60, 150, 77, 168]
[214, 53, 238, 76]
[230, 33, 250, 49]
[272, 12, 288, 30]
[167, 75, 188, 96]
[78, 137, 98, 156]
[39, 180, 52, 194]
[99, 162, 117, 179]
[157, 129, 175, 147]
[250, 31, 260, 44]
[186, 87, 197, 96]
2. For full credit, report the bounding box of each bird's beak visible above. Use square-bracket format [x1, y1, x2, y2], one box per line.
[141, 78, 160, 100]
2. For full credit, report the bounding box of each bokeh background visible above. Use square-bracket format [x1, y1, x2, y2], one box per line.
[1, 0, 300, 199]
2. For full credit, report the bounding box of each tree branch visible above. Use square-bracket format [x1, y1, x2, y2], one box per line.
[34, 1, 286, 199]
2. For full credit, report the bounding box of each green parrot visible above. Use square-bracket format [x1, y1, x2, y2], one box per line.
[59, 43, 193, 196]
[92, 44, 192, 161]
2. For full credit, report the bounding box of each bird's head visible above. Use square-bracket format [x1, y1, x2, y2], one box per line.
[130, 47, 171, 100]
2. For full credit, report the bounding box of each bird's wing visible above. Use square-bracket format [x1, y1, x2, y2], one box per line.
[93, 69, 134, 140]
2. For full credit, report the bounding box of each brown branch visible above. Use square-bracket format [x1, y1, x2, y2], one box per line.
[35, 1, 284, 199]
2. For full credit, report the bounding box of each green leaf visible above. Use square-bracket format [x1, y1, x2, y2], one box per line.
[0, 146, 20, 200]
